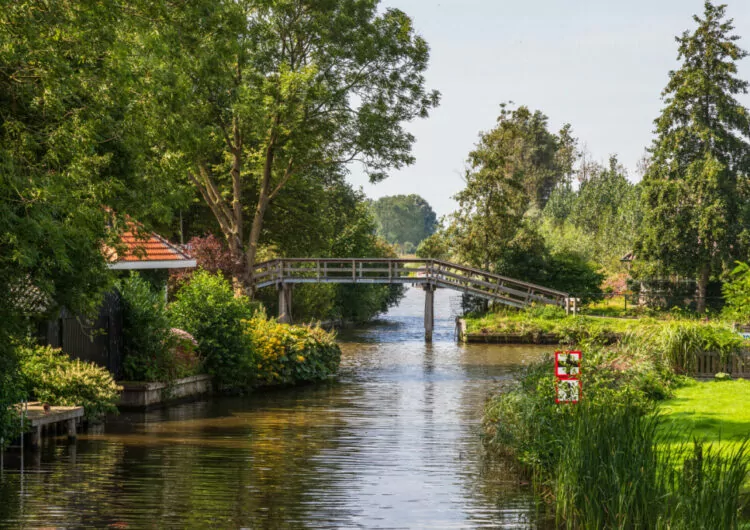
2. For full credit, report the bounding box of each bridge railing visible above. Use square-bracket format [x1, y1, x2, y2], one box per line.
[251, 258, 569, 308]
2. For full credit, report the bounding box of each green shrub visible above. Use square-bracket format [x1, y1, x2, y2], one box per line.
[244, 316, 341, 386]
[723, 262, 750, 323]
[119, 272, 175, 382]
[18, 345, 121, 420]
[650, 322, 746, 375]
[0, 347, 25, 448]
[169, 271, 258, 388]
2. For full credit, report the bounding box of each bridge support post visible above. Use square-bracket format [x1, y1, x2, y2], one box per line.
[278, 283, 292, 324]
[424, 283, 436, 342]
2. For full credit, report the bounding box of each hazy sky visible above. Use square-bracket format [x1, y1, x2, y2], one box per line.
[347, 0, 750, 217]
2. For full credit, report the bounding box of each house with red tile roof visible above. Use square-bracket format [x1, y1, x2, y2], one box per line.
[106, 229, 197, 270]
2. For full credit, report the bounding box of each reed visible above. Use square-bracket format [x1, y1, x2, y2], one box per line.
[555, 401, 749, 529]
[556, 400, 663, 529]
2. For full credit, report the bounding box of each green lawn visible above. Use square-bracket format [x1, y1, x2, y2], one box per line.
[659, 379, 750, 455]
[464, 309, 659, 336]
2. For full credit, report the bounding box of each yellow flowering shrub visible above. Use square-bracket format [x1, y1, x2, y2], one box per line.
[243, 317, 341, 386]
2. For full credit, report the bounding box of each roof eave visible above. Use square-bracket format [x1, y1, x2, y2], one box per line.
[108, 259, 198, 270]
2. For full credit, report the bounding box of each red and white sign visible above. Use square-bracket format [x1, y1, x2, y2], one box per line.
[555, 350, 582, 403]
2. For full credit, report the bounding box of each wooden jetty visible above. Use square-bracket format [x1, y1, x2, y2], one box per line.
[22, 402, 84, 448]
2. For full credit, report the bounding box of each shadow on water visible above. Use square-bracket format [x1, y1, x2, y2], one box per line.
[0, 287, 553, 529]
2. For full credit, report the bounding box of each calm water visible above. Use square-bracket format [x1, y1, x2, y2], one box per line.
[0, 288, 550, 529]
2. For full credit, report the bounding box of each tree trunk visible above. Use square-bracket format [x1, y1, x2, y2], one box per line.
[696, 263, 711, 313]
[242, 129, 278, 297]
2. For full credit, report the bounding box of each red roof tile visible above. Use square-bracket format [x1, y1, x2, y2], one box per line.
[117, 231, 190, 262]
[105, 222, 196, 269]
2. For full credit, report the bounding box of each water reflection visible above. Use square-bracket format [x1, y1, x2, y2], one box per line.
[0, 287, 550, 529]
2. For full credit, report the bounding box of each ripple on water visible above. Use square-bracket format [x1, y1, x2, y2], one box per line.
[0, 287, 551, 529]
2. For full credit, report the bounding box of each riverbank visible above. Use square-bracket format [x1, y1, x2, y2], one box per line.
[462, 308, 748, 373]
[483, 351, 750, 527]
[480, 308, 750, 527]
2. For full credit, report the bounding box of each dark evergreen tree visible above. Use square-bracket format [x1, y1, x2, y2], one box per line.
[636, 1, 750, 312]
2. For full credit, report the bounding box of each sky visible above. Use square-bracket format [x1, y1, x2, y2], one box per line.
[346, 0, 750, 218]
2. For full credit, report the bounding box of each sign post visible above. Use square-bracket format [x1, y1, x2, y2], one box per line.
[555, 350, 581, 404]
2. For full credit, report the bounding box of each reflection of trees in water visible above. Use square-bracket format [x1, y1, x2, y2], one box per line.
[452, 343, 552, 528]
[0, 391, 369, 528]
[0, 441, 127, 528]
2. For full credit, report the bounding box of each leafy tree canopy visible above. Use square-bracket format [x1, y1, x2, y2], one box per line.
[128, 0, 439, 293]
[636, 1, 750, 312]
[450, 104, 576, 271]
[370, 194, 438, 248]
[543, 155, 643, 273]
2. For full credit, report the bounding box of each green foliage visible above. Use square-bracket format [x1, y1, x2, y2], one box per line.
[450, 104, 576, 272]
[169, 271, 258, 388]
[119, 273, 173, 381]
[493, 223, 604, 303]
[647, 321, 746, 375]
[485, 353, 748, 529]
[723, 262, 750, 322]
[555, 399, 663, 529]
[0, 350, 25, 449]
[467, 311, 745, 375]
[542, 156, 642, 274]
[636, 2, 750, 312]
[556, 402, 748, 530]
[128, 0, 439, 291]
[415, 231, 451, 260]
[0, 0, 182, 443]
[244, 318, 341, 386]
[370, 194, 438, 247]
[18, 344, 121, 420]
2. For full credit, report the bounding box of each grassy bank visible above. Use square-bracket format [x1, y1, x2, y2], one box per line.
[482, 314, 750, 528]
[465, 306, 646, 340]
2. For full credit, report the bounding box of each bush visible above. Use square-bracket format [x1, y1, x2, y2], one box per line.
[723, 261, 750, 323]
[0, 347, 25, 448]
[18, 344, 121, 420]
[169, 271, 258, 388]
[119, 273, 177, 382]
[648, 321, 746, 375]
[244, 317, 341, 386]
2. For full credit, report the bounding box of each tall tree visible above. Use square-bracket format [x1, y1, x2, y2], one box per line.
[371, 194, 438, 248]
[450, 104, 575, 271]
[131, 0, 439, 294]
[636, 1, 750, 312]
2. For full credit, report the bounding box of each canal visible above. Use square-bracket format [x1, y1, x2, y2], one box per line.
[0, 287, 549, 529]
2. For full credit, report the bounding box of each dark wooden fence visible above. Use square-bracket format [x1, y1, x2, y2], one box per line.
[37, 291, 124, 377]
[695, 352, 750, 379]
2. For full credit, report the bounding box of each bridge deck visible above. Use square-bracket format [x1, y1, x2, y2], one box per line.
[252, 258, 569, 309]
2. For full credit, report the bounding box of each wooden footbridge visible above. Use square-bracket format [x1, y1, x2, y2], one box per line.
[252, 258, 570, 341]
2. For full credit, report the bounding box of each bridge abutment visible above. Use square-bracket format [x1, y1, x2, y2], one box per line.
[424, 283, 436, 342]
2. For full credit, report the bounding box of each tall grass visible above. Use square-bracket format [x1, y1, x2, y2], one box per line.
[555, 401, 749, 529]
[486, 354, 749, 529]
[556, 400, 663, 529]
